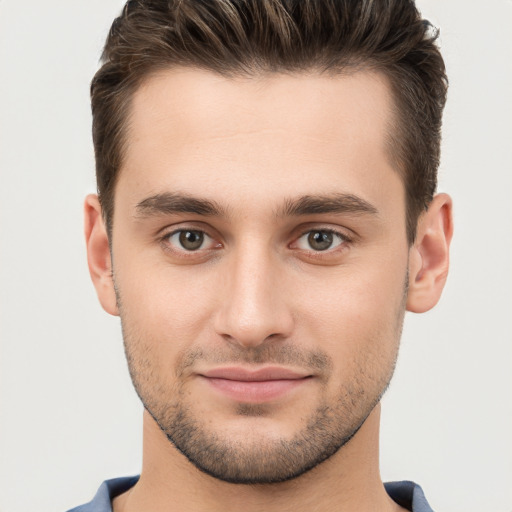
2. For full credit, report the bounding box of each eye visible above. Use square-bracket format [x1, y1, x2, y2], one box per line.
[294, 230, 347, 252]
[167, 229, 211, 251]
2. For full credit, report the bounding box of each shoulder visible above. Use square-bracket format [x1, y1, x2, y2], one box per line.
[66, 476, 140, 512]
[384, 481, 434, 512]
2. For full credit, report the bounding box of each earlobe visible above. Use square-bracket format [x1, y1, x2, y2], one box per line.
[84, 194, 119, 316]
[406, 193, 453, 313]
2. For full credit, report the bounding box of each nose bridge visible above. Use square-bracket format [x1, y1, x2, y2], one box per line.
[214, 238, 293, 347]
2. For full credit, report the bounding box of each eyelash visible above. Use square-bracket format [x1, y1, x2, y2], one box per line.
[158, 227, 220, 259]
[158, 226, 353, 259]
[292, 228, 352, 253]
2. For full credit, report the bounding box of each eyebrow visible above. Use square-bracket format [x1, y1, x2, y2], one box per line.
[134, 191, 378, 220]
[135, 192, 226, 218]
[278, 193, 379, 218]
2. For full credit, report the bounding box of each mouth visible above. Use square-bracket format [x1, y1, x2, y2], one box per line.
[198, 366, 313, 403]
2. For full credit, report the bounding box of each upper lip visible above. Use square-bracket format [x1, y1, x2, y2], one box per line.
[200, 366, 310, 381]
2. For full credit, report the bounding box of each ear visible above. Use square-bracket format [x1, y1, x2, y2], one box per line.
[407, 193, 453, 313]
[84, 194, 119, 316]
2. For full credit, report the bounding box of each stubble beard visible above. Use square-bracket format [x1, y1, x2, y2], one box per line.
[116, 273, 407, 485]
[120, 336, 403, 485]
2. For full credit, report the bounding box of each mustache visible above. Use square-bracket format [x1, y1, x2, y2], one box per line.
[176, 344, 333, 376]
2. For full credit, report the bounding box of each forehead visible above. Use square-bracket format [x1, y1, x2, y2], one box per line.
[119, 67, 402, 215]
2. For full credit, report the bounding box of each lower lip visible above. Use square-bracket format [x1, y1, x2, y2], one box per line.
[202, 377, 310, 403]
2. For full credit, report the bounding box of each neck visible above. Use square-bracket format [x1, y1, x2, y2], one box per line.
[113, 404, 404, 512]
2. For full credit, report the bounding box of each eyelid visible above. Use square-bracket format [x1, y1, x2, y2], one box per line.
[156, 220, 215, 237]
[297, 231, 345, 247]
[292, 224, 354, 242]
[289, 226, 354, 256]
[155, 222, 354, 258]
[158, 223, 223, 254]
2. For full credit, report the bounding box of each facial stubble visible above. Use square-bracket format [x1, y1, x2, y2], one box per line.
[116, 272, 408, 485]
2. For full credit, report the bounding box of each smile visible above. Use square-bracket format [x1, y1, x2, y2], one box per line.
[199, 367, 313, 403]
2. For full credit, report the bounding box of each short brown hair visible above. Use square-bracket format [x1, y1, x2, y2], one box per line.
[91, 0, 448, 243]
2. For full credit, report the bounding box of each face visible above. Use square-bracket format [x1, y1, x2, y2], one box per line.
[110, 68, 410, 483]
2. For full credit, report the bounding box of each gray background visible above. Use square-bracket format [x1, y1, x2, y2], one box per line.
[0, 1, 511, 511]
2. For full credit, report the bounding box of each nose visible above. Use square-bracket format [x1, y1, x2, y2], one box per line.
[213, 244, 294, 348]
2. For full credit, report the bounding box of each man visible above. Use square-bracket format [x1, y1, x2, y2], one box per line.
[72, 1, 452, 511]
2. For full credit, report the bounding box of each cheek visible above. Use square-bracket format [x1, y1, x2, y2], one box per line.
[296, 273, 405, 407]
[114, 256, 219, 365]
[294, 258, 407, 365]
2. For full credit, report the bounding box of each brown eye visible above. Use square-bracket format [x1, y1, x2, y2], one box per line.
[307, 231, 334, 251]
[168, 230, 206, 251]
[294, 230, 346, 252]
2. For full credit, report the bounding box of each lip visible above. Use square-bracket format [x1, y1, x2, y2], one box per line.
[201, 366, 309, 381]
[199, 366, 312, 403]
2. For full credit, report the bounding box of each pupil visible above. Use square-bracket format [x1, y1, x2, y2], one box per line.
[179, 230, 204, 250]
[308, 231, 332, 251]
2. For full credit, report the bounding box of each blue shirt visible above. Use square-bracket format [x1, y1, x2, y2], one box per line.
[67, 476, 434, 511]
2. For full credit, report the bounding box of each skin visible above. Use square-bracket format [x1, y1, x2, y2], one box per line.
[85, 68, 453, 512]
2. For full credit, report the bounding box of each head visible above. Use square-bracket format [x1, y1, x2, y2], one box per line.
[86, 0, 452, 485]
